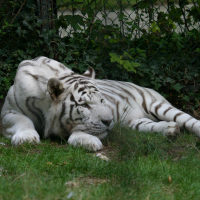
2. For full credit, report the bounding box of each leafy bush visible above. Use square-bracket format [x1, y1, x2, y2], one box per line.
[0, 0, 200, 112]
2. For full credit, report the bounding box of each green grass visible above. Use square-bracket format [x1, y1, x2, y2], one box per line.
[1, 127, 200, 199]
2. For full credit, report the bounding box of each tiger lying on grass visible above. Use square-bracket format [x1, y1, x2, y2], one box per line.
[1, 57, 200, 151]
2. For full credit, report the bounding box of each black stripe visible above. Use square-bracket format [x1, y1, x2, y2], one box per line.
[163, 106, 173, 115]
[70, 94, 77, 105]
[43, 58, 59, 72]
[74, 118, 82, 121]
[60, 64, 66, 70]
[80, 81, 91, 85]
[79, 77, 90, 80]
[173, 112, 184, 122]
[78, 97, 82, 102]
[135, 122, 143, 130]
[18, 62, 36, 69]
[59, 75, 70, 80]
[144, 88, 157, 111]
[74, 82, 78, 90]
[150, 111, 160, 121]
[144, 88, 157, 101]
[87, 86, 96, 89]
[68, 80, 78, 84]
[117, 101, 119, 121]
[155, 103, 163, 115]
[70, 105, 74, 120]
[182, 117, 193, 129]
[98, 81, 136, 101]
[83, 74, 92, 77]
[24, 71, 48, 83]
[191, 120, 198, 129]
[141, 92, 148, 114]
[59, 102, 67, 132]
[26, 97, 44, 125]
[87, 94, 91, 99]
[78, 87, 85, 93]
[99, 81, 149, 114]
[64, 77, 79, 83]
[100, 87, 131, 106]
[145, 122, 153, 125]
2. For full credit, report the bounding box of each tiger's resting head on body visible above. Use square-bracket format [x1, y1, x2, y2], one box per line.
[1, 57, 113, 151]
[45, 72, 114, 142]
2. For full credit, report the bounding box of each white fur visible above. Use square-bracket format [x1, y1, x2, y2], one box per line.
[11, 130, 40, 146]
[68, 132, 103, 151]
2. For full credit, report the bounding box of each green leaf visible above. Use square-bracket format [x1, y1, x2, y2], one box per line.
[124, 52, 133, 59]
[182, 95, 190, 101]
[109, 53, 120, 63]
[173, 83, 183, 92]
[150, 21, 160, 33]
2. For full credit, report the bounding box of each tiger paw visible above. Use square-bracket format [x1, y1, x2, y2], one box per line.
[163, 122, 180, 137]
[68, 132, 103, 151]
[11, 130, 40, 146]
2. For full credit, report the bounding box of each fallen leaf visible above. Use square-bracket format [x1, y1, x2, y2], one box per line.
[168, 175, 172, 183]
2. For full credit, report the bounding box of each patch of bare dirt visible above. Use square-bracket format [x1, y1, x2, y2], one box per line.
[65, 176, 110, 188]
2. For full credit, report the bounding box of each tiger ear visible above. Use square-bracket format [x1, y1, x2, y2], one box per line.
[47, 78, 64, 100]
[82, 67, 95, 79]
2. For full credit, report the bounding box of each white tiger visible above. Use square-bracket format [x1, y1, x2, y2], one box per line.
[1, 56, 200, 151]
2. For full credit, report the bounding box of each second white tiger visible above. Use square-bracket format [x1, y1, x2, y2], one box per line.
[1, 56, 200, 151]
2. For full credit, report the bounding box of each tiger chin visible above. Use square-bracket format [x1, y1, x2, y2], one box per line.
[2, 56, 200, 152]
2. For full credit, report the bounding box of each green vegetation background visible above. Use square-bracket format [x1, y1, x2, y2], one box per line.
[1, 0, 200, 112]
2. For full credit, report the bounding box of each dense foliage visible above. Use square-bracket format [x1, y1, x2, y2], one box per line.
[0, 0, 200, 111]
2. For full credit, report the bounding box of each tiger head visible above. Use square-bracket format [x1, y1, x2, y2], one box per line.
[45, 67, 114, 139]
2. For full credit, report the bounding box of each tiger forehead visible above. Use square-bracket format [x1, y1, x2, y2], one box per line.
[70, 79, 98, 93]
[73, 85, 102, 103]
[77, 85, 98, 93]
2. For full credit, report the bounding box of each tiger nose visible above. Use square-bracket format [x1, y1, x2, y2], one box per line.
[101, 120, 112, 127]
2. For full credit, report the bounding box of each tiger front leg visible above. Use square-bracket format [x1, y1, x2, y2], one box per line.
[68, 131, 103, 151]
[2, 112, 40, 145]
[130, 118, 180, 136]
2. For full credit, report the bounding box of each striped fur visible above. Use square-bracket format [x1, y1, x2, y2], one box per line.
[1, 56, 200, 151]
